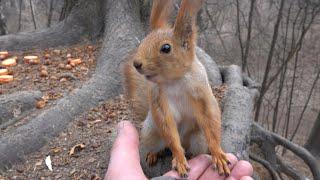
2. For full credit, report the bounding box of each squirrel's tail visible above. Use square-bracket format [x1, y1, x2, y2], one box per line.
[122, 53, 150, 122]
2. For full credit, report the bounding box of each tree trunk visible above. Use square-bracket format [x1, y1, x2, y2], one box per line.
[59, 0, 79, 21]
[305, 112, 320, 158]
[0, 1, 7, 35]
[17, 0, 23, 32]
[29, 0, 37, 30]
[47, 0, 55, 27]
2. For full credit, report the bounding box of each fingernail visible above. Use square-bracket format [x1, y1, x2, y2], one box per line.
[117, 121, 126, 135]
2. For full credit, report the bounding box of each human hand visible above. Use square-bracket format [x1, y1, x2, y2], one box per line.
[105, 121, 253, 180]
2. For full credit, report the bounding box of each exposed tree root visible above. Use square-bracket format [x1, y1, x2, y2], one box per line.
[251, 122, 320, 180]
[250, 153, 280, 180]
[0, 91, 42, 128]
[220, 65, 258, 160]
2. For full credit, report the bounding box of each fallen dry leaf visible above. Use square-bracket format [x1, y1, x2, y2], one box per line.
[58, 63, 65, 69]
[41, 95, 50, 102]
[51, 147, 62, 154]
[89, 119, 102, 125]
[40, 65, 48, 71]
[60, 77, 67, 82]
[65, 64, 72, 70]
[90, 174, 101, 180]
[45, 156, 53, 171]
[33, 160, 43, 171]
[0, 51, 9, 60]
[44, 53, 50, 59]
[40, 70, 48, 77]
[35, 160, 42, 166]
[36, 100, 46, 109]
[53, 49, 61, 55]
[107, 112, 117, 118]
[69, 143, 86, 156]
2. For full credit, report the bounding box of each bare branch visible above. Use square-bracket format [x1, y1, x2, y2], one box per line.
[249, 154, 280, 180]
[29, 0, 37, 30]
[277, 157, 305, 180]
[254, 0, 285, 122]
[252, 122, 320, 179]
[243, 0, 256, 74]
[290, 68, 320, 141]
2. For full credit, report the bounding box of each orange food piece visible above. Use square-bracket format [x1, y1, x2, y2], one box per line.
[1, 57, 17, 67]
[0, 51, 9, 59]
[68, 58, 82, 66]
[24, 55, 39, 64]
[0, 69, 8, 75]
[0, 75, 13, 84]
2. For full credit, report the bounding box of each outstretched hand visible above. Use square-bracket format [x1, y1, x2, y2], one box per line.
[105, 121, 253, 180]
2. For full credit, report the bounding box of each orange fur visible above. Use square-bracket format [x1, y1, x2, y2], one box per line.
[150, 0, 173, 30]
[122, 0, 230, 177]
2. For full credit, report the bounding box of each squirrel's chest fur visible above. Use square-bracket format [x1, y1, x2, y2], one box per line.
[153, 58, 210, 134]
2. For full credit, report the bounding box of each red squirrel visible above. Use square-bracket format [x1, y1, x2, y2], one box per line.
[123, 0, 230, 177]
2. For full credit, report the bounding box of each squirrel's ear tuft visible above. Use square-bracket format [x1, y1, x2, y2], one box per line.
[150, 0, 173, 30]
[173, 0, 203, 49]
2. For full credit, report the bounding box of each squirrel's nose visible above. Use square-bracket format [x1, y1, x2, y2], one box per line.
[133, 61, 142, 70]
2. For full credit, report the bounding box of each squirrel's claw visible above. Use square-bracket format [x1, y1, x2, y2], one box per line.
[172, 156, 190, 178]
[212, 150, 231, 177]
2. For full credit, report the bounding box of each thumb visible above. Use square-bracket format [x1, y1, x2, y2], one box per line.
[105, 121, 146, 180]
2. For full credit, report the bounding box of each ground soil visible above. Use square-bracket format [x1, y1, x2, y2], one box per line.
[1, 95, 130, 180]
[0, 81, 227, 180]
[0, 43, 100, 132]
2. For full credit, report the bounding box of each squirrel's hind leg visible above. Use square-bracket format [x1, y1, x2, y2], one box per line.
[141, 113, 166, 166]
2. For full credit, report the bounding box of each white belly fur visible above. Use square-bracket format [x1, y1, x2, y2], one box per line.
[143, 57, 210, 144]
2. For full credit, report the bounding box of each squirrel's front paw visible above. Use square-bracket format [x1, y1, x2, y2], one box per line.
[211, 149, 231, 177]
[146, 152, 158, 166]
[172, 156, 190, 178]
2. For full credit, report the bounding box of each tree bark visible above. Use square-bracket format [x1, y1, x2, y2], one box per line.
[29, 0, 37, 30]
[17, 0, 23, 32]
[0, 91, 42, 127]
[0, 1, 7, 35]
[59, 0, 79, 21]
[47, 0, 55, 27]
[305, 112, 320, 158]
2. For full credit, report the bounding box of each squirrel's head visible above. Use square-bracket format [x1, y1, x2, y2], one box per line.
[133, 0, 203, 83]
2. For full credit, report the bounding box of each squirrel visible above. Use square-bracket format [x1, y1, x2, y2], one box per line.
[122, 0, 230, 178]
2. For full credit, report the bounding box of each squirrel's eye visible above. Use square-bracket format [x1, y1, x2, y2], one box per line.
[160, 44, 171, 54]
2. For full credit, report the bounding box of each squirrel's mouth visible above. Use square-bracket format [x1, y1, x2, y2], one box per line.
[145, 75, 156, 79]
[145, 74, 157, 80]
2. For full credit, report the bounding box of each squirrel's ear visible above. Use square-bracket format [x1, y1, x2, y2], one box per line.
[173, 0, 203, 49]
[150, 0, 173, 30]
